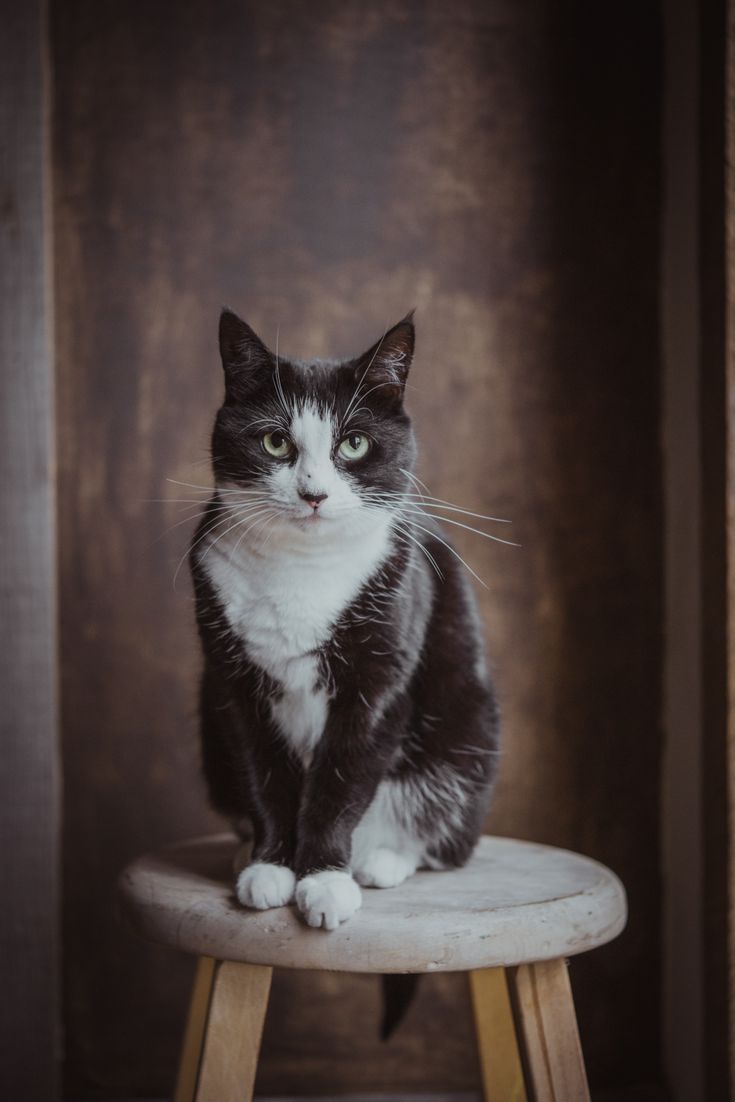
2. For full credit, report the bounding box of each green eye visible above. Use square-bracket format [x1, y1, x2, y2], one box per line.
[262, 430, 293, 458]
[338, 432, 371, 461]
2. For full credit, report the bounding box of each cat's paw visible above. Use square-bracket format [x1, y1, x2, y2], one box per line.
[295, 870, 362, 930]
[354, 848, 417, 889]
[236, 862, 296, 910]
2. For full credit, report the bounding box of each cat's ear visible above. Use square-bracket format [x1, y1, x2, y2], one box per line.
[219, 308, 273, 399]
[352, 312, 415, 408]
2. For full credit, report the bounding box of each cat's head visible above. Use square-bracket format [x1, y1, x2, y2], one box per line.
[211, 309, 417, 540]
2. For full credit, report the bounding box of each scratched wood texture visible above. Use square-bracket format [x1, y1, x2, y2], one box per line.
[51, 1, 663, 1096]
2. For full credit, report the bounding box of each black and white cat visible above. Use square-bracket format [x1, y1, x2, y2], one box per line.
[190, 309, 499, 932]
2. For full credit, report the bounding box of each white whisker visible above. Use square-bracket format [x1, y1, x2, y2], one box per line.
[404, 517, 489, 589]
[342, 381, 400, 429]
[228, 508, 280, 562]
[362, 490, 512, 526]
[399, 467, 431, 498]
[390, 519, 444, 581]
[340, 326, 388, 431]
[173, 501, 271, 590]
[273, 324, 294, 425]
[200, 505, 277, 568]
[153, 506, 213, 544]
[398, 507, 521, 548]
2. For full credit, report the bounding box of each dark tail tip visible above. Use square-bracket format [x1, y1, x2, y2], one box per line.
[380, 973, 421, 1040]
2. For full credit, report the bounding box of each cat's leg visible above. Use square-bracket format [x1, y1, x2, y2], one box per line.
[293, 700, 399, 929]
[232, 819, 253, 876]
[350, 783, 422, 888]
[200, 666, 303, 911]
[229, 815, 292, 902]
[234, 735, 303, 910]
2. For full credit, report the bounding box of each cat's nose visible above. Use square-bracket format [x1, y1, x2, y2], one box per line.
[298, 490, 328, 509]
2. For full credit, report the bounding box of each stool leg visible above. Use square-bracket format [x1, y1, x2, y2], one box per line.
[175, 957, 217, 1102]
[506, 959, 590, 1102]
[469, 967, 527, 1102]
[174, 958, 272, 1102]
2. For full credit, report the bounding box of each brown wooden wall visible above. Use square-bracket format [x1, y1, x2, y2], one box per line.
[1, 4, 59, 1100]
[701, 0, 731, 1097]
[52, 1, 663, 1096]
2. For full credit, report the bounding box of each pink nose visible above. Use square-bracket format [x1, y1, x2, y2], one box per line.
[299, 491, 327, 509]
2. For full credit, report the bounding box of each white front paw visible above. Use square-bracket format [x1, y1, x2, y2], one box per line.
[354, 848, 417, 888]
[236, 862, 296, 910]
[295, 870, 362, 930]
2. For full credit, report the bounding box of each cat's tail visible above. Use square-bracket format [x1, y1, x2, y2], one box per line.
[380, 973, 421, 1040]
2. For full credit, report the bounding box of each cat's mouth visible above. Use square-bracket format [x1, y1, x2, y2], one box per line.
[295, 510, 328, 525]
[279, 501, 370, 529]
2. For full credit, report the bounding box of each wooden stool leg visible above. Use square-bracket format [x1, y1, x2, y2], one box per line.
[175, 957, 217, 1102]
[174, 957, 272, 1102]
[470, 967, 527, 1102]
[506, 958, 590, 1102]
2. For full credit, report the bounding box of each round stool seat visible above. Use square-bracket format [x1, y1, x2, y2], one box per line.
[118, 833, 626, 973]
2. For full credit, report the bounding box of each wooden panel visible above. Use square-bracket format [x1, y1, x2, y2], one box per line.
[700, 0, 729, 1097]
[0, 2, 59, 1100]
[661, 0, 703, 1097]
[51, 0, 663, 1096]
[728, 4, 735, 1093]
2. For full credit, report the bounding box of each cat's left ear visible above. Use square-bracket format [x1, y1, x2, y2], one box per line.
[218, 308, 274, 401]
[351, 312, 415, 407]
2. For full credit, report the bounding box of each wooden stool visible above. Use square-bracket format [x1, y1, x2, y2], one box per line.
[118, 834, 626, 1102]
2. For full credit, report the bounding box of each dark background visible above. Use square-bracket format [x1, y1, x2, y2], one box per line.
[48, 0, 662, 1097]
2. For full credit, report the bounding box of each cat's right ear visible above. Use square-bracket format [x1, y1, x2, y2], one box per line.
[219, 308, 273, 400]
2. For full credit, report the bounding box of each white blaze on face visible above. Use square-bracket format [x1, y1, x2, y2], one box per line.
[269, 400, 361, 517]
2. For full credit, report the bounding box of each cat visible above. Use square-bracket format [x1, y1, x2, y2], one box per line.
[189, 308, 499, 936]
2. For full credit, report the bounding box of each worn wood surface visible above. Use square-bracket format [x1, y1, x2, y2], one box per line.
[118, 834, 626, 972]
[0, 3, 59, 1100]
[52, 0, 663, 1096]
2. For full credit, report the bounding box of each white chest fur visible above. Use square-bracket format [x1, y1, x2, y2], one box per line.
[201, 512, 393, 761]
